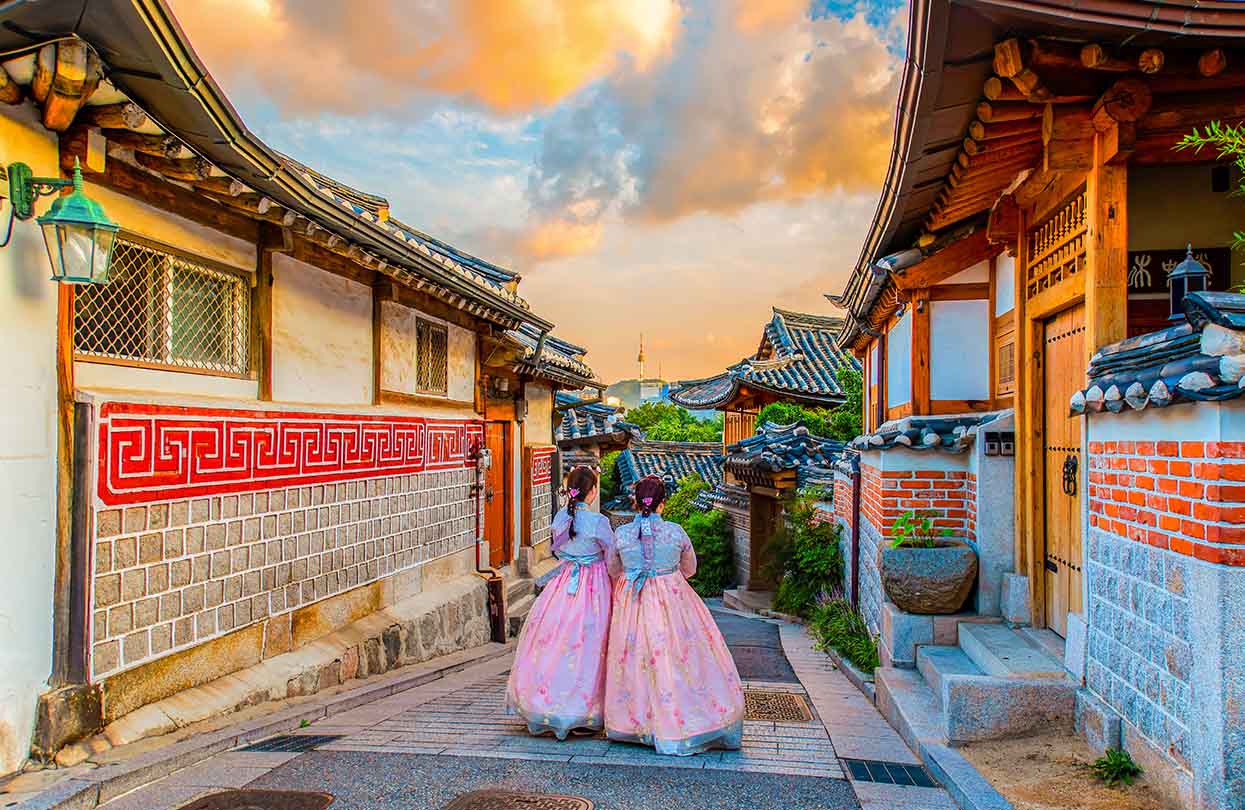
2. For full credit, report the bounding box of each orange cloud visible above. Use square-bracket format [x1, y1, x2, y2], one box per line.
[735, 0, 809, 32]
[168, 0, 679, 115]
[518, 219, 603, 260]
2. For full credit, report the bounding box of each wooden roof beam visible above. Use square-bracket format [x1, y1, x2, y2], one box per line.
[977, 100, 1043, 124]
[968, 118, 1041, 141]
[102, 129, 185, 159]
[889, 230, 995, 290]
[43, 41, 102, 132]
[0, 63, 21, 104]
[132, 151, 213, 182]
[80, 101, 148, 130]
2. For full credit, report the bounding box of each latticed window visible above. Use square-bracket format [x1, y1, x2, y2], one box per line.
[416, 318, 448, 395]
[74, 236, 251, 376]
[997, 340, 1016, 396]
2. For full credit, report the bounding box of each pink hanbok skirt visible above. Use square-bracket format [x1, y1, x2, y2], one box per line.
[604, 572, 745, 756]
[505, 557, 612, 739]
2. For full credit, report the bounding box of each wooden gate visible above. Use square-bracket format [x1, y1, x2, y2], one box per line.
[1041, 305, 1084, 637]
[484, 421, 512, 569]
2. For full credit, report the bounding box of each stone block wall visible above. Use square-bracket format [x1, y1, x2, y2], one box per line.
[1084, 407, 1245, 810]
[88, 400, 483, 682]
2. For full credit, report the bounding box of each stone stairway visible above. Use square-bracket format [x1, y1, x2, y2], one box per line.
[503, 557, 564, 638]
[875, 622, 1076, 751]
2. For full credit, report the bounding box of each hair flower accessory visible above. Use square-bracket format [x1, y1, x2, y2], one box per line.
[642, 497, 654, 506]
[568, 488, 580, 498]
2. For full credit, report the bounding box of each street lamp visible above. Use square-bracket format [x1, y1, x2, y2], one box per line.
[7, 158, 118, 284]
[1168, 244, 1210, 321]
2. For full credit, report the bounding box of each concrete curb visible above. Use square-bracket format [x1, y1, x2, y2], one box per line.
[15, 642, 513, 810]
[822, 646, 876, 703]
[920, 742, 1013, 810]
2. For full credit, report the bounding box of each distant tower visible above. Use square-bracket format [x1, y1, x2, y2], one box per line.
[638, 334, 661, 404]
[638, 333, 646, 383]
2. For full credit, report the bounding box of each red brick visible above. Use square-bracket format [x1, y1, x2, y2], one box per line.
[1219, 464, 1245, 482]
[1146, 531, 1170, 550]
[1179, 480, 1205, 499]
[1146, 493, 1167, 511]
[1159, 514, 1181, 532]
[1204, 524, 1245, 544]
[1193, 502, 1222, 522]
[1147, 460, 1169, 475]
[1104, 442, 1118, 454]
[881, 471, 913, 478]
[1089, 442, 1103, 454]
[1157, 478, 1179, 495]
[1181, 520, 1206, 540]
[1127, 458, 1147, 473]
[1181, 442, 1205, 458]
[1170, 536, 1195, 557]
[1207, 443, 1245, 460]
[1214, 485, 1245, 503]
[1128, 490, 1147, 506]
[914, 471, 946, 479]
[1168, 498, 1192, 517]
[931, 481, 963, 490]
[1156, 441, 1179, 457]
[1110, 458, 1128, 470]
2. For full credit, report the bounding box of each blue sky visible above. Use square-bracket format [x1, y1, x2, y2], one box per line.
[171, 0, 906, 382]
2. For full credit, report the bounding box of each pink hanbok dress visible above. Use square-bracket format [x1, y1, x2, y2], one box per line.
[604, 515, 744, 756]
[505, 506, 615, 739]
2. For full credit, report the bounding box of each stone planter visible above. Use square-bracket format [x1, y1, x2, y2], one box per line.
[879, 540, 978, 615]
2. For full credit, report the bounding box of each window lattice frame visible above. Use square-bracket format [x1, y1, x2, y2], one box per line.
[73, 233, 253, 378]
[416, 318, 449, 395]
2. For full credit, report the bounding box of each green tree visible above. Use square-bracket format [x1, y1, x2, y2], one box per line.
[765, 486, 844, 617]
[599, 451, 621, 501]
[754, 369, 862, 444]
[625, 401, 723, 442]
[660, 474, 734, 597]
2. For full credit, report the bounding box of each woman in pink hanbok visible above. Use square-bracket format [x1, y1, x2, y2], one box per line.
[506, 466, 615, 739]
[604, 476, 744, 756]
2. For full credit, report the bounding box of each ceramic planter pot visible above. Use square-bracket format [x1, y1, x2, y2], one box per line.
[878, 540, 977, 615]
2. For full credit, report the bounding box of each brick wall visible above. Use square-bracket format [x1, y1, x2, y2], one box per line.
[860, 465, 975, 543]
[88, 402, 482, 681]
[833, 474, 854, 531]
[1087, 440, 1245, 565]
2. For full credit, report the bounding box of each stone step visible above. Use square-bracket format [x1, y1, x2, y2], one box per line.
[958, 622, 1065, 680]
[505, 576, 534, 602]
[874, 666, 946, 753]
[916, 645, 982, 708]
[533, 561, 565, 596]
[506, 593, 536, 638]
[940, 671, 1076, 743]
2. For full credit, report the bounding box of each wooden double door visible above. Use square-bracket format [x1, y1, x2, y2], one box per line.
[484, 421, 512, 569]
[1041, 305, 1085, 637]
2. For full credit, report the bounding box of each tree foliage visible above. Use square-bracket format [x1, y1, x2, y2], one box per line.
[660, 475, 734, 597]
[756, 367, 863, 443]
[599, 451, 621, 501]
[625, 401, 723, 442]
[1177, 121, 1245, 263]
[765, 486, 844, 617]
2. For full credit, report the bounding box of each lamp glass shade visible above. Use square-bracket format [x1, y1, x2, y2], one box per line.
[1168, 244, 1211, 321]
[35, 162, 120, 284]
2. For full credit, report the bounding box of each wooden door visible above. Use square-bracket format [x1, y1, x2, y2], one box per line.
[1042, 305, 1085, 637]
[484, 421, 512, 569]
[748, 494, 780, 591]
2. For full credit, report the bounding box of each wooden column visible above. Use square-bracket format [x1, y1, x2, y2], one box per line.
[912, 290, 931, 416]
[1011, 207, 1044, 628]
[51, 284, 75, 685]
[987, 256, 999, 404]
[1085, 133, 1129, 356]
[254, 224, 283, 401]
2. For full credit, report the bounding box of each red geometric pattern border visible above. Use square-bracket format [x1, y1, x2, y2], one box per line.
[530, 445, 556, 487]
[97, 401, 483, 506]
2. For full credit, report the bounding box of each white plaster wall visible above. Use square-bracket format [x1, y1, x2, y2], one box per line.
[75, 363, 258, 400]
[271, 254, 373, 405]
[379, 300, 417, 395]
[887, 312, 912, 408]
[930, 299, 990, 401]
[447, 323, 475, 403]
[858, 447, 973, 474]
[0, 103, 59, 774]
[995, 253, 1016, 316]
[1088, 399, 1245, 443]
[1129, 164, 1245, 287]
[525, 383, 554, 445]
[84, 184, 254, 273]
[944, 259, 989, 285]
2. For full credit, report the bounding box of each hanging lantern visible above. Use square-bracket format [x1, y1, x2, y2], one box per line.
[7, 158, 118, 284]
[1168, 244, 1210, 321]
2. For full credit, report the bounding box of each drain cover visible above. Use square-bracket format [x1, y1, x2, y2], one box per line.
[843, 759, 936, 787]
[175, 790, 334, 810]
[744, 691, 813, 722]
[239, 734, 343, 752]
[443, 791, 594, 809]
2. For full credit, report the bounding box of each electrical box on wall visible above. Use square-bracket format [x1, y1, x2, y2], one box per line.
[983, 431, 1015, 457]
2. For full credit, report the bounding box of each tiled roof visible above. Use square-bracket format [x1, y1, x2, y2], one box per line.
[725, 422, 846, 488]
[671, 308, 860, 409]
[506, 324, 598, 387]
[555, 392, 643, 446]
[1071, 292, 1245, 415]
[849, 414, 1002, 454]
[610, 440, 725, 507]
[280, 153, 531, 314]
[693, 482, 750, 513]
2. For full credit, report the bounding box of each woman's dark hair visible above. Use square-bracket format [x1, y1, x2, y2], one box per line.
[564, 465, 598, 539]
[633, 475, 667, 518]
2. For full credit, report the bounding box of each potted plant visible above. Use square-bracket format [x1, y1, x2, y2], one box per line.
[878, 511, 977, 614]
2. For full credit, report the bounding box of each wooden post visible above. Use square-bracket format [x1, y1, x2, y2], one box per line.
[1085, 133, 1129, 357]
[1011, 207, 1042, 627]
[51, 284, 75, 686]
[988, 256, 998, 404]
[255, 224, 282, 401]
[912, 290, 931, 416]
[372, 284, 384, 406]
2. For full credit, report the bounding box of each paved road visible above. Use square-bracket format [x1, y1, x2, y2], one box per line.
[96, 607, 956, 810]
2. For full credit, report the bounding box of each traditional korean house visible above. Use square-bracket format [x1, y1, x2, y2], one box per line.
[607, 439, 725, 514]
[827, 2, 1245, 807]
[672, 308, 860, 446]
[0, 1, 594, 775]
[720, 423, 845, 608]
[672, 307, 857, 603]
[553, 392, 641, 508]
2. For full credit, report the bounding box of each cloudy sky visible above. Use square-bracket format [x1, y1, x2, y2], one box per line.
[169, 0, 906, 383]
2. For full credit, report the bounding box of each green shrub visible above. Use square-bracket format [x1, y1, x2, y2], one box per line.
[663, 474, 710, 525]
[1089, 748, 1143, 788]
[766, 487, 843, 618]
[599, 451, 620, 501]
[808, 598, 879, 672]
[755, 368, 862, 443]
[684, 509, 734, 597]
[625, 402, 723, 442]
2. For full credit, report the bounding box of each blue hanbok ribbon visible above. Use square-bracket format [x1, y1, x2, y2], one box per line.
[624, 565, 678, 593]
[558, 552, 602, 595]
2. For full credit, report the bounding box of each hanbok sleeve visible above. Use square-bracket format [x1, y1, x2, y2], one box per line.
[606, 521, 624, 579]
[594, 514, 617, 556]
[676, 524, 698, 578]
